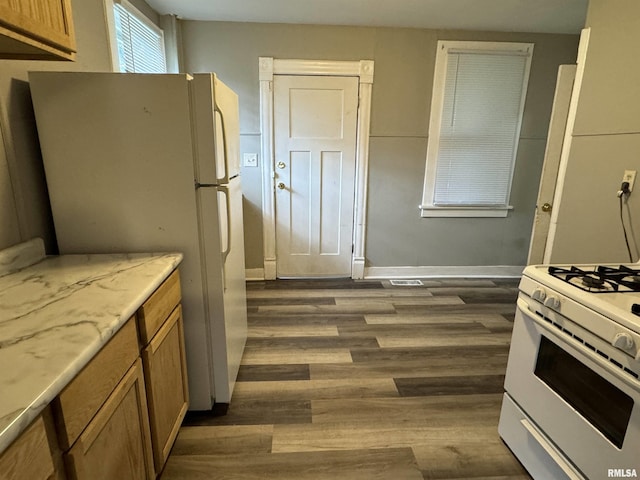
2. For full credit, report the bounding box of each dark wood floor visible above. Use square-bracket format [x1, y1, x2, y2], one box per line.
[161, 278, 531, 480]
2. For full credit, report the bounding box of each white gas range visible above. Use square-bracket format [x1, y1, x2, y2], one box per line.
[499, 263, 640, 480]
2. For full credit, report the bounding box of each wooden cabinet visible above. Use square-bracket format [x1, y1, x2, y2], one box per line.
[0, 408, 61, 480]
[0, 0, 76, 60]
[1, 268, 187, 480]
[64, 359, 154, 480]
[54, 317, 154, 480]
[138, 270, 189, 474]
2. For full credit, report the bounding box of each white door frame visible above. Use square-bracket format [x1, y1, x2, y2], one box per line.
[258, 57, 374, 280]
[544, 28, 590, 263]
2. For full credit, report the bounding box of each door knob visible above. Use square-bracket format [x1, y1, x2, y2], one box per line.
[541, 203, 552, 212]
[277, 182, 286, 190]
[277, 162, 286, 169]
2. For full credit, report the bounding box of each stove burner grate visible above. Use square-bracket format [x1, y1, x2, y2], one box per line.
[548, 265, 640, 293]
[581, 276, 606, 289]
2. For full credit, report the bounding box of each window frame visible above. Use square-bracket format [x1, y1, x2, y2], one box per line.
[105, 0, 167, 74]
[420, 40, 534, 218]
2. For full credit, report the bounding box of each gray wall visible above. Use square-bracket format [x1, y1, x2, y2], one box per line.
[181, 22, 579, 269]
[549, 0, 640, 263]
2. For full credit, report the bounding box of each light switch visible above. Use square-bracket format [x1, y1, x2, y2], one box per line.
[243, 153, 258, 167]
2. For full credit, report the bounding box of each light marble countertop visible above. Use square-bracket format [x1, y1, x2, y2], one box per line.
[0, 238, 182, 455]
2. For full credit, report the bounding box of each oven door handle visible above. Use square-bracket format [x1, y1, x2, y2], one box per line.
[517, 297, 538, 316]
[520, 418, 584, 480]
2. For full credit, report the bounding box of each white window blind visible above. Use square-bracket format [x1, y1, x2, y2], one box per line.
[113, 2, 167, 73]
[421, 41, 533, 217]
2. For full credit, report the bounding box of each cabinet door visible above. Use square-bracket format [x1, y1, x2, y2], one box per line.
[142, 305, 189, 473]
[0, 0, 75, 60]
[65, 358, 154, 480]
[0, 412, 55, 480]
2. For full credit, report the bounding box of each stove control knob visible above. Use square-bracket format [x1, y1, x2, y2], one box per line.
[543, 296, 561, 310]
[532, 288, 546, 301]
[612, 333, 635, 351]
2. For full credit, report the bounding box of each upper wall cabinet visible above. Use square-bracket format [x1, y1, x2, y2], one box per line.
[0, 0, 76, 60]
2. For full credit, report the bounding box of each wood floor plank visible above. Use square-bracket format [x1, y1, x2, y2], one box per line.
[162, 448, 423, 480]
[248, 325, 340, 337]
[247, 288, 435, 298]
[337, 322, 492, 338]
[247, 279, 384, 290]
[271, 424, 504, 453]
[248, 314, 367, 326]
[171, 425, 273, 455]
[245, 335, 379, 349]
[309, 356, 508, 380]
[364, 313, 507, 325]
[349, 344, 509, 362]
[334, 296, 464, 306]
[241, 347, 353, 365]
[394, 303, 517, 315]
[232, 378, 399, 401]
[237, 364, 310, 382]
[377, 332, 512, 348]
[255, 304, 397, 314]
[311, 394, 502, 426]
[394, 375, 506, 396]
[428, 286, 518, 296]
[247, 297, 336, 306]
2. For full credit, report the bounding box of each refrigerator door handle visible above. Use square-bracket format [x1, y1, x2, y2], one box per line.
[214, 104, 230, 185]
[219, 185, 232, 264]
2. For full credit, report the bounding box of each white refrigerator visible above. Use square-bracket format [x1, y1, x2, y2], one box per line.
[29, 71, 248, 410]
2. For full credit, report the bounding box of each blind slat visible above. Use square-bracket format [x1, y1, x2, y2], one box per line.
[114, 3, 166, 74]
[433, 50, 528, 207]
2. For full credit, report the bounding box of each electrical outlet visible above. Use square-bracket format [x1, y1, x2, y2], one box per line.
[623, 170, 637, 192]
[243, 153, 258, 167]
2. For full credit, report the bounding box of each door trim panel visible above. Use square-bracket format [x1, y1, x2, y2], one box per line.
[258, 57, 374, 279]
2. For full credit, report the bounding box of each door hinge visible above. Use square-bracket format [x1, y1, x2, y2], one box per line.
[352, 244, 354, 253]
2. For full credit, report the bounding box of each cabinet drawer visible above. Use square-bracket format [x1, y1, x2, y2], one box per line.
[65, 358, 154, 480]
[138, 269, 181, 345]
[142, 305, 189, 472]
[52, 317, 139, 450]
[0, 411, 55, 480]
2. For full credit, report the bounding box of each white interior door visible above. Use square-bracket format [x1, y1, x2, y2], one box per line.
[273, 75, 359, 277]
[527, 65, 576, 265]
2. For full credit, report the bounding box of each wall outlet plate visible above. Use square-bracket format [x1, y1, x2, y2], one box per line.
[623, 170, 637, 192]
[243, 153, 258, 167]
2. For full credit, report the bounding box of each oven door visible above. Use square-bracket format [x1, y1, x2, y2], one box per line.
[501, 297, 640, 479]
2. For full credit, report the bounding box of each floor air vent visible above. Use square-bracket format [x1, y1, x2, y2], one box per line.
[389, 279, 423, 286]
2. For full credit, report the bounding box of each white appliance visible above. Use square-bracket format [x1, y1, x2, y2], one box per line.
[499, 263, 640, 479]
[29, 71, 248, 410]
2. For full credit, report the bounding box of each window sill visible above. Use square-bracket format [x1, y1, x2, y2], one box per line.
[420, 205, 513, 218]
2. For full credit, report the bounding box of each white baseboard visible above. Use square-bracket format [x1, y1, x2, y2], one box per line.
[245, 268, 265, 281]
[364, 265, 524, 279]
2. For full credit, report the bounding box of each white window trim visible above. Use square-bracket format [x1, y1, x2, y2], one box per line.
[104, 0, 166, 73]
[420, 41, 534, 218]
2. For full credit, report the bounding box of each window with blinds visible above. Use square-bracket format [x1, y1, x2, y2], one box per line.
[420, 41, 533, 218]
[112, 1, 167, 73]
